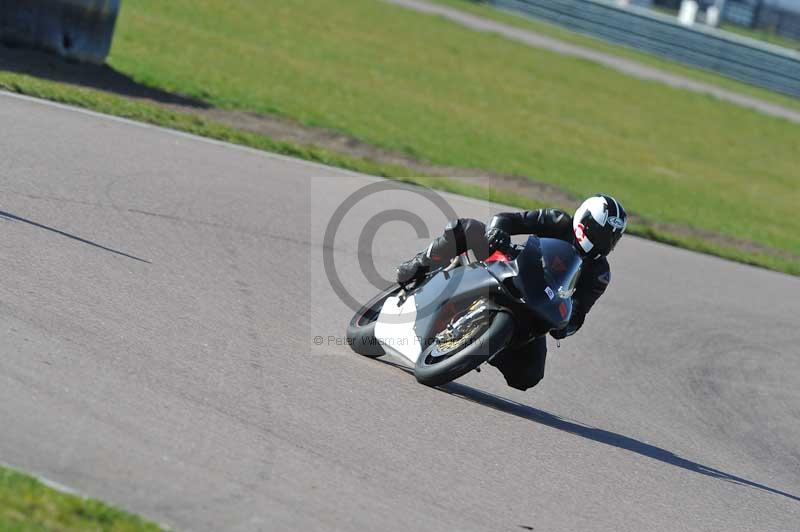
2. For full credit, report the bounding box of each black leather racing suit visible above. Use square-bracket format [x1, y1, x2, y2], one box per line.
[420, 209, 611, 390]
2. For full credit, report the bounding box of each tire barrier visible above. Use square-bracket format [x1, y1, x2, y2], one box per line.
[0, 0, 120, 64]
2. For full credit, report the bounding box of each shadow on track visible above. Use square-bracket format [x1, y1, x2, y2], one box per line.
[377, 358, 800, 504]
[1, 209, 150, 263]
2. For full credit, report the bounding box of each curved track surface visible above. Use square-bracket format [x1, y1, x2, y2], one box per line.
[1, 92, 798, 531]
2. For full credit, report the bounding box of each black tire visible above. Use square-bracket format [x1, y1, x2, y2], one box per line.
[346, 286, 401, 357]
[414, 311, 514, 387]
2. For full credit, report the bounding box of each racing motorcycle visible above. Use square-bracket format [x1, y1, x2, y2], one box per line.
[346, 236, 583, 386]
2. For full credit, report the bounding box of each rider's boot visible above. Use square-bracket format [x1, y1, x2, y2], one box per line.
[396, 218, 480, 284]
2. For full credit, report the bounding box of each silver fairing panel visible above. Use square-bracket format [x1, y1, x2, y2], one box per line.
[374, 262, 513, 363]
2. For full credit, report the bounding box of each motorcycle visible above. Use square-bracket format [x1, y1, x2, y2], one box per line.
[346, 236, 583, 386]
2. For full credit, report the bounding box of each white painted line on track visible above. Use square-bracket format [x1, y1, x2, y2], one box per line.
[1, 460, 82, 496]
[0, 89, 361, 177]
[0, 461, 174, 529]
[0, 89, 513, 213]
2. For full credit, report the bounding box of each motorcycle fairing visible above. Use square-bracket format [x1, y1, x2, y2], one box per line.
[374, 262, 511, 363]
[373, 237, 581, 364]
[513, 236, 582, 331]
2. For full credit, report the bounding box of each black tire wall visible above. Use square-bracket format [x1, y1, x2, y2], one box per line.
[0, 0, 120, 64]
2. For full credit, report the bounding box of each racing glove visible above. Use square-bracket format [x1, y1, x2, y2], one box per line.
[396, 252, 432, 285]
[486, 227, 511, 253]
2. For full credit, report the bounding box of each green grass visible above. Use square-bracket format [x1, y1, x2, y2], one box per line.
[432, 0, 800, 113]
[108, 1, 800, 253]
[0, 465, 162, 531]
[0, 71, 412, 178]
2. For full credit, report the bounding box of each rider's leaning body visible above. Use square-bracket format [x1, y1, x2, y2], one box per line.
[395, 195, 628, 391]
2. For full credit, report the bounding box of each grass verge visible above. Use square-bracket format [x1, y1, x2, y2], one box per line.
[1, 70, 797, 276]
[0, 465, 162, 531]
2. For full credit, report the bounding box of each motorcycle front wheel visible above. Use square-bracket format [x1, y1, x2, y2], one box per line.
[414, 308, 514, 387]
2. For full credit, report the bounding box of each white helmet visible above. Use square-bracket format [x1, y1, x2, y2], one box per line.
[573, 195, 628, 258]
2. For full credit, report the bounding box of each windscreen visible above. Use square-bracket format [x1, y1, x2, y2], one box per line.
[540, 238, 583, 299]
[513, 236, 583, 329]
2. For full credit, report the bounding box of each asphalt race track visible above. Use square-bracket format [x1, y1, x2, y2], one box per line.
[1, 91, 799, 531]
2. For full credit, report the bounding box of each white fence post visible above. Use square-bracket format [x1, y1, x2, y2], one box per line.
[679, 0, 699, 26]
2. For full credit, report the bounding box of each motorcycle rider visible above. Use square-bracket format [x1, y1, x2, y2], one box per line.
[395, 194, 627, 391]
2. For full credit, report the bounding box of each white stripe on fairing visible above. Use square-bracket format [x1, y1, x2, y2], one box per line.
[374, 295, 423, 363]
